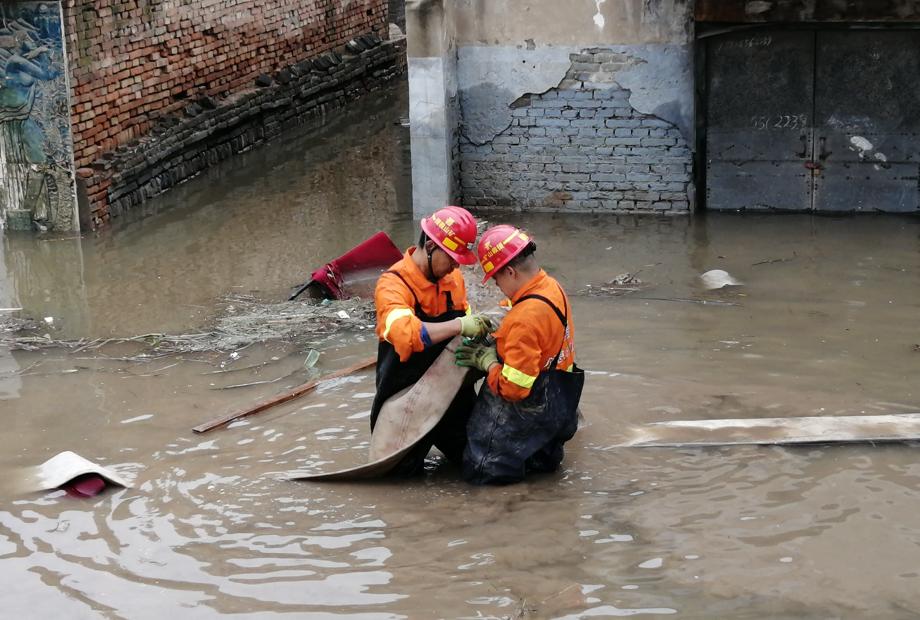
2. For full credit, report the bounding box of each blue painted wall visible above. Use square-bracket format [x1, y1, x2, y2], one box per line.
[0, 2, 76, 231]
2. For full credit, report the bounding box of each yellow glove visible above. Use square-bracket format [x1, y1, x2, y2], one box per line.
[455, 342, 499, 373]
[457, 314, 496, 338]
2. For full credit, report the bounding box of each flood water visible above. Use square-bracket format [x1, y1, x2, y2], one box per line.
[3, 83, 920, 618]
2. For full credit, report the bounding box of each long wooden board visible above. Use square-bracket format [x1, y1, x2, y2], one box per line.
[619, 414, 920, 448]
[192, 356, 376, 433]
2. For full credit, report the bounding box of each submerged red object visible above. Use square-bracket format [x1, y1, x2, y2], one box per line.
[290, 231, 403, 300]
[64, 474, 107, 498]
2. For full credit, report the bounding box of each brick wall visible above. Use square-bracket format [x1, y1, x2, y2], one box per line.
[459, 49, 692, 213]
[61, 0, 390, 228]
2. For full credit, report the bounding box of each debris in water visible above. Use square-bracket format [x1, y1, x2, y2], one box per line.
[214, 376, 287, 390]
[575, 272, 648, 297]
[608, 272, 642, 286]
[700, 269, 743, 290]
[752, 255, 796, 267]
[29, 451, 133, 495]
[1, 295, 375, 356]
[303, 349, 320, 369]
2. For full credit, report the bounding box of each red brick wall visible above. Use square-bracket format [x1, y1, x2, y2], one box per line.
[61, 0, 388, 226]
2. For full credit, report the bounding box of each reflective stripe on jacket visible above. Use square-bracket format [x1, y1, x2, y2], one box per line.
[487, 270, 576, 402]
[374, 247, 469, 362]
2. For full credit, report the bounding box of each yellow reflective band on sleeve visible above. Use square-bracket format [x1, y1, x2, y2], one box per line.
[465, 306, 472, 316]
[383, 308, 415, 341]
[502, 364, 537, 389]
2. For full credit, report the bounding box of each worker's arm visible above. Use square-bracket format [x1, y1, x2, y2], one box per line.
[375, 277, 427, 362]
[376, 276, 474, 361]
[487, 318, 544, 402]
[422, 319, 462, 345]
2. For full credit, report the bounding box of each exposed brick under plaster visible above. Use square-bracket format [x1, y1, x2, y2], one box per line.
[459, 49, 693, 214]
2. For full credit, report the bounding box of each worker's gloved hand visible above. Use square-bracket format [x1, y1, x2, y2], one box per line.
[455, 342, 499, 373]
[457, 314, 496, 339]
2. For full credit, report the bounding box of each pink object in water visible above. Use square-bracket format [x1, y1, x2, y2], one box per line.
[291, 231, 403, 300]
[64, 474, 107, 498]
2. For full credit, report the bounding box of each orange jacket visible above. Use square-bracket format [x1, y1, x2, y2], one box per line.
[375, 247, 470, 362]
[488, 270, 576, 402]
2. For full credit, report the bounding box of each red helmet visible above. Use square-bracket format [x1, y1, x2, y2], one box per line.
[420, 206, 478, 265]
[477, 225, 532, 283]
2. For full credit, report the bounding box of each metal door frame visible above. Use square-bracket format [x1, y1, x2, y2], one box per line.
[695, 22, 920, 213]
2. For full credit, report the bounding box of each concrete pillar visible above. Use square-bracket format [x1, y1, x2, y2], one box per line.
[406, 0, 458, 217]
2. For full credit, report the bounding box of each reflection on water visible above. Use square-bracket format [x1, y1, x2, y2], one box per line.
[0, 83, 413, 339]
[3, 81, 920, 618]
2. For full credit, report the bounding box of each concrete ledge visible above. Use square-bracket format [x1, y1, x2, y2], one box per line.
[5, 209, 33, 232]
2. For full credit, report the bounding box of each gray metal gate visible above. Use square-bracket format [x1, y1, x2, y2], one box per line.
[706, 28, 920, 213]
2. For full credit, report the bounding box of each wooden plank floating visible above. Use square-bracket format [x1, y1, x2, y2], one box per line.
[619, 414, 920, 448]
[192, 356, 376, 434]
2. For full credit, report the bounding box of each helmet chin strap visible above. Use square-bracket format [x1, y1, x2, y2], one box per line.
[426, 245, 438, 283]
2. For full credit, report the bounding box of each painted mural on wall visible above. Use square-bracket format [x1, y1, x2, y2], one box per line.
[0, 2, 77, 231]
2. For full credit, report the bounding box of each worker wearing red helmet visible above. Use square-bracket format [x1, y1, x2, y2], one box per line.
[371, 206, 495, 475]
[455, 224, 584, 485]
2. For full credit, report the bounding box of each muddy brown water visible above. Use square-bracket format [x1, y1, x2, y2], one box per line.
[2, 84, 920, 618]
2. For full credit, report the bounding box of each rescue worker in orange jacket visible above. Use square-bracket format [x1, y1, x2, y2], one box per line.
[455, 225, 584, 485]
[372, 206, 495, 475]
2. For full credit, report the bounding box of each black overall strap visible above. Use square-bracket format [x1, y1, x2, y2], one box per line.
[517, 293, 566, 326]
[383, 270, 422, 314]
[517, 288, 570, 367]
[371, 269, 468, 431]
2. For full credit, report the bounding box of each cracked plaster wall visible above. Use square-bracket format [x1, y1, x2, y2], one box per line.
[460, 49, 692, 213]
[407, 0, 696, 214]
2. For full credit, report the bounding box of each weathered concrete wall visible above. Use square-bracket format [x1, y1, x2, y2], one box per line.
[61, 0, 392, 228]
[406, 0, 460, 216]
[408, 0, 696, 215]
[1, 2, 79, 232]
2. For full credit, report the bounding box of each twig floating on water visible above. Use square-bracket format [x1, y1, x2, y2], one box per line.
[212, 376, 286, 390]
[752, 256, 795, 266]
[631, 297, 740, 307]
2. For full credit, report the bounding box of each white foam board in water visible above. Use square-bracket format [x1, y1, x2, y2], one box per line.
[619, 414, 920, 448]
[32, 451, 133, 490]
